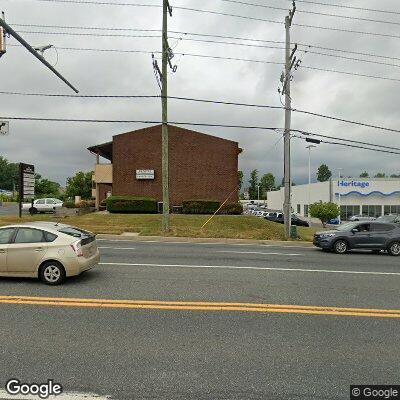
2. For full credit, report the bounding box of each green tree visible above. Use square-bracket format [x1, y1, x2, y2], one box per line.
[310, 201, 340, 228]
[248, 169, 259, 200]
[260, 173, 275, 199]
[0, 156, 19, 191]
[390, 173, 400, 178]
[65, 171, 93, 200]
[374, 172, 386, 178]
[317, 164, 332, 182]
[237, 170, 244, 191]
[35, 174, 61, 197]
[359, 171, 369, 178]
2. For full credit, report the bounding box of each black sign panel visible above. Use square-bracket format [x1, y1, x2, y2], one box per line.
[20, 163, 35, 200]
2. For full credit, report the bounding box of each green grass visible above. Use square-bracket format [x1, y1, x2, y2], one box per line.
[0, 214, 318, 241]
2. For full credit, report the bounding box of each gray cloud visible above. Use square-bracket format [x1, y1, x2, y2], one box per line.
[1, 0, 399, 187]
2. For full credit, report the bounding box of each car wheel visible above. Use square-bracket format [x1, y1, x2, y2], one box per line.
[39, 261, 66, 285]
[333, 240, 348, 254]
[388, 241, 400, 257]
[29, 207, 38, 215]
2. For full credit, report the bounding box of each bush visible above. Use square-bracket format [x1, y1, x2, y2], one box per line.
[63, 200, 76, 209]
[77, 200, 95, 208]
[182, 200, 220, 215]
[106, 196, 157, 214]
[218, 203, 243, 215]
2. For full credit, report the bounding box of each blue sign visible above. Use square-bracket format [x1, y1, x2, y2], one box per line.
[337, 180, 370, 189]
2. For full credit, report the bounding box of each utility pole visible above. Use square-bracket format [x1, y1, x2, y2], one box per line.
[280, 1, 299, 239]
[306, 144, 316, 223]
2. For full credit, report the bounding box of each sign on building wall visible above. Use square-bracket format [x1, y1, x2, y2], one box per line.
[0, 121, 9, 135]
[136, 169, 155, 180]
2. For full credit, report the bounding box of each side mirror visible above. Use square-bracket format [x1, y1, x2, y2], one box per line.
[351, 228, 359, 234]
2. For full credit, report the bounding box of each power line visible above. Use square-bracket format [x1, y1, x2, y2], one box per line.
[12, 23, 400, 63]
[220, 0, 400, 26]
[26, 0, 400, 39]
[2, 114, 399, 155]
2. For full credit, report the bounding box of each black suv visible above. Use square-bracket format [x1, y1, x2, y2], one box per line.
[313, 221, 400, 255]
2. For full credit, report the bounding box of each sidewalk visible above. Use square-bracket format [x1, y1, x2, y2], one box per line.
[96, 233, 314, 246]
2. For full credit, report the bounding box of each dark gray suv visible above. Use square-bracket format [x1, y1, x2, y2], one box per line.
[313, 222, 400, 255]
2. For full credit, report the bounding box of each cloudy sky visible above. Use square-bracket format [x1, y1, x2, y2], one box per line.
[1, 0, 399, 188]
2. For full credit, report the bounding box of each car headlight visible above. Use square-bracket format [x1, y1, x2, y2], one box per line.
[321, 233, 336, 238]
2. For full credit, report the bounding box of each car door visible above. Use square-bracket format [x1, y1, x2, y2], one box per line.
[7, 228, 48, 273]
[369, 223, 394, 247]
[45, 198, 56, 211]
[350, 223, 371, 248]
[35, 199, 45, 211]
[0, 228, 15, 272]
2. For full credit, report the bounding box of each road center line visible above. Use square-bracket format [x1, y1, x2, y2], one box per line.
[0, 296, 398, 318]
[216, 250, 301, 256]
[98, 262, 400, 277]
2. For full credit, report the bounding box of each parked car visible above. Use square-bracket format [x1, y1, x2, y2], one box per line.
[313, 221, 400, 255]
[376, 214, 400, 224]
[265, 213, 310, 227]
[349, 214, 376, 222]
[327, 218, 340, 225]
[0, 222, 100, 284]
[22, 198, 63, 214]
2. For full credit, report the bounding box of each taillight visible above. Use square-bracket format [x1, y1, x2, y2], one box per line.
[70, 240, 83, 257]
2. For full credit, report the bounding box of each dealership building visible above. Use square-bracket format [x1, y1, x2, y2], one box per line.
[267, 178, 400, 220]
[88, 124, 241, 209]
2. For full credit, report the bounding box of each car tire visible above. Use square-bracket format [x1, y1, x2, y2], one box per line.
[387, 241, 400, 257]
[39, 261, 66, 285]
[29, 207, 38, 215]
[333, 239, 348, 254]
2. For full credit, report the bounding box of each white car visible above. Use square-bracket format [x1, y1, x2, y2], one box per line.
[349, 215, 376, 222]
[22, 198, 63, 214]
[0, 222, 100, 285]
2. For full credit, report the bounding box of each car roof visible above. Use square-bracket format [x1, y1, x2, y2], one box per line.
[0, 221, 71, 233]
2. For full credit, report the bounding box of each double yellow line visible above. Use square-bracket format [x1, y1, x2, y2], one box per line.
[0, 296, 399, 318]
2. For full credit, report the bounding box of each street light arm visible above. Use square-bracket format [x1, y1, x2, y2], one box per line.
[0, 18, 79, 93]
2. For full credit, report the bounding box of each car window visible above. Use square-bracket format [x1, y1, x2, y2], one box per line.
[0, 228, 15, 244]
[14, 228, 45, 244]
[36, 199, 45, 205]
[44, 231, 58, 242]
[46, 199, 55, 204]
[357, 224, 370, 232]
[371, 223, 394, 232]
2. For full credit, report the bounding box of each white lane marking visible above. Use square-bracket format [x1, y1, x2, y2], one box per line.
[98, 262, 400, 277]
[97, 239, 312, 249]
[0, 389, 110, 399]
[217, 250, 301, 256]
[98, 246, 136, 250]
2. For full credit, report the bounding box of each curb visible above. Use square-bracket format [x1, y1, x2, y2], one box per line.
[96, 234, 314, 247]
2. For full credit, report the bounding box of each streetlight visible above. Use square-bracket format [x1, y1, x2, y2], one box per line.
[306, 144, 316, 223]
[338, 168, 343, 224]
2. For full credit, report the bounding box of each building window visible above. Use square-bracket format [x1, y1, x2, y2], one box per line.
[340, 205, 360, 221]
[362, 205, 382, 218]
[297, 204, 301, 214]
[384, 205, 400, 215]
[304, 204, 309, 217]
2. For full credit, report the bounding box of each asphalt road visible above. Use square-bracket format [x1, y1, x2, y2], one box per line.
[0, 240, 399, 399]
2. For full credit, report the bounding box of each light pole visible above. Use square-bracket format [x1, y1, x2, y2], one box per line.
[338, 168, 343, 224]
[306, 145, 316, 222]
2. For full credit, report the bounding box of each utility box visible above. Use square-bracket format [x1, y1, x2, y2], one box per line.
[290, 225, 298, 240]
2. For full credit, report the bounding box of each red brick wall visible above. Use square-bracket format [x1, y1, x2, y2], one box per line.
[98, 183, 112, 203]
[112, 125, 239, 206]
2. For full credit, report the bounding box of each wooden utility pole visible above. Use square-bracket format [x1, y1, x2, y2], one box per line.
[161, 0, 170, 232]
[282, 1, 297, 239]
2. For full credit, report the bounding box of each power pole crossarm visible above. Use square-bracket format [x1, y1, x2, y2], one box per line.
[0, 16, 78, 93]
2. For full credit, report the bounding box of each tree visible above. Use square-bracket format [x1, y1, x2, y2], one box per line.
[35, 174, 61, 197]
[260, 173, 275, 199]
[317, 164, 332, 182]
[0, 156, 19, 191]
[359, 171, 369, 178]
[248, 169, 259, 200]
[237, 170, 244, 192]
[310, 201, 340, 228]
[390, 174, 400, 178]
[65, 171, 93, 200]
[374, 172, 386, 178]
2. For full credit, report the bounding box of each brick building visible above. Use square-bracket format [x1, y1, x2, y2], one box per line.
[88, 125, 242, 209]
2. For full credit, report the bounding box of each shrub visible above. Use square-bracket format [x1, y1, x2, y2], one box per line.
[182, 200, 220, 215]
[219, 203, 243, 215]
[63, 200, 76, 209]
[106, 196, 157, 214]
[310, 201, 340, 227]
[77, 200, 95, 208]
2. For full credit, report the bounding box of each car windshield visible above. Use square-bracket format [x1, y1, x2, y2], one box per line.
[334, 222, 360, 231]
[376, 215, 395, 222]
